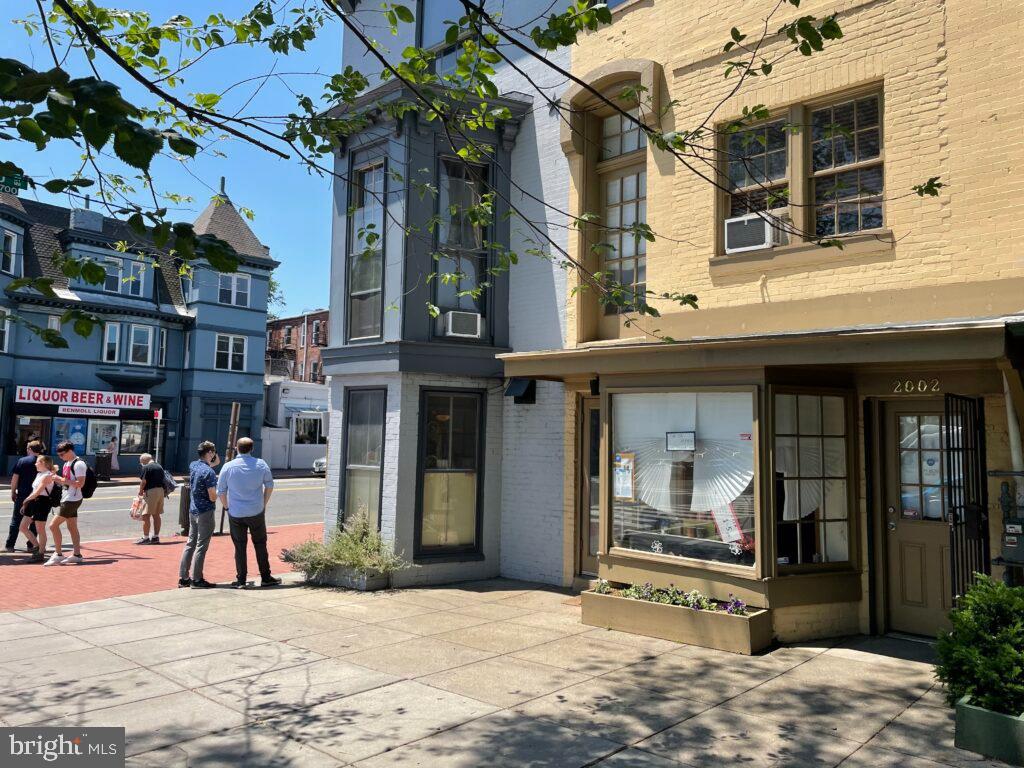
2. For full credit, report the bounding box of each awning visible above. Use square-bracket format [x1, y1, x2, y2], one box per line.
[282, 402, 326, 416]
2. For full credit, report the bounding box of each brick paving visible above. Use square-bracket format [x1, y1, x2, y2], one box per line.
[0, 579, 994, 767]
[0, 522, 322, 611]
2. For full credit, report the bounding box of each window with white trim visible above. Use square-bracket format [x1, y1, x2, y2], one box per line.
[1, 231, 16, 275]
[215, 333, 246, 372]
[103, 261, 121, 293]
[102, 323, 119, 363]
[158, 328, 167, 367]
[347, 161, 385, 341]
[47, 315, 61, 332]
[284, 326, 293, 345]
[127, 261, 144, 297]
[299, 322, 306, 348]
[129, 324, 153, 365]
[218, 273, 250, 307]
[0, 311, 9, 352]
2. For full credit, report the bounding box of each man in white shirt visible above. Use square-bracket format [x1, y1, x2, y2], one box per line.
[48, 440, 87, 565]
[217, 437, 280, 588]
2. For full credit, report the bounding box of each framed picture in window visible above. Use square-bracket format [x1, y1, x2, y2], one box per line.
[613, 451, 636, 502]
[666, 431, 695, 452]
[119, 420, 152, 454]
[87, 419, 120, 455]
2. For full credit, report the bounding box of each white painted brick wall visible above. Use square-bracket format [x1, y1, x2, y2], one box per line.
[500, 380, 567, 585]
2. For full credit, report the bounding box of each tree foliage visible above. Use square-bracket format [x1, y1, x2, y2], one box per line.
[0, 0, 942, 345]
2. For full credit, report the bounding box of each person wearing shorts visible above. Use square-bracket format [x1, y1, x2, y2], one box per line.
[48, 441, 86, 566]
[19, 455, 56, 563]
[136, 453, 166, 545]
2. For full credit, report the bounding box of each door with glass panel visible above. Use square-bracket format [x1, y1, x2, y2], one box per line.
[578, 398, 600, 575]
[884, 400, 952, 636]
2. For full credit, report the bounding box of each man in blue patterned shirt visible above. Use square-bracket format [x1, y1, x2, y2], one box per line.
[178, 441, 220, 589]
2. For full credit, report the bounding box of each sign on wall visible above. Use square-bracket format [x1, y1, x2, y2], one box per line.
[57, 406, 121, 417]
[16, 386, 150, 410]
[613, 452, 636, 502]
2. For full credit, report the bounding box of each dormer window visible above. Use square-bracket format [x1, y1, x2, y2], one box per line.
[127, 261, 144, 297]
[1, 231, 16, 275]
[103, 260, 121, 293]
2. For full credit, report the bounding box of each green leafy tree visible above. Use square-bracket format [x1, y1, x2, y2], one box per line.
[1, 0, 942, 345]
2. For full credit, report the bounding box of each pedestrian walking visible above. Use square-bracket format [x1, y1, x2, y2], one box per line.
[179, 441, 220, 589]
[216, 437, 281, 588]
[48, 441, 87, 566]
[18, 455, 57, 563]
[5, 439, 43, 553]
[135, 453, 166, 544]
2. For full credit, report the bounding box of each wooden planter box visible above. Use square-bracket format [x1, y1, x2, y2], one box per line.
[582, 591, 772, 655]
[309, 567, 390, 591]
[955, 696, 1024, 766]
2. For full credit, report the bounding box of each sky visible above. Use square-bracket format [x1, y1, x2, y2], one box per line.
[2, 1, 345, 318]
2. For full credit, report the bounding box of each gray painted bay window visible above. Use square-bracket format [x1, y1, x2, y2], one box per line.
[418, 391, 482, 554]
[436, 158, 488, 315]
[347, 162, 385, 341]
[343, 388, 385, 527]
[215, 333, 246, 371]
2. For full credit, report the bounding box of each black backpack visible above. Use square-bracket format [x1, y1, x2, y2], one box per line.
[48, 479, 63, 509]
[75, 459, 98, 499]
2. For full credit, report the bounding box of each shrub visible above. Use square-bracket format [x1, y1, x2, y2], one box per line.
[281, 512, 411, 581]
[609, 582, 747, 615]
[935, 575, 1024, 716]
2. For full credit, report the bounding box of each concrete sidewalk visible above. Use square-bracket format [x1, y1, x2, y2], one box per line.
[0, 578, 999, 767]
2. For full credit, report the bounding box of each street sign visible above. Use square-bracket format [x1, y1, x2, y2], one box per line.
[153, 408, 163, 420]
[0, 174, 28, 196]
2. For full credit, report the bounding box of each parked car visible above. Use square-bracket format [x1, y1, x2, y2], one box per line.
[312, 456, 327, 476]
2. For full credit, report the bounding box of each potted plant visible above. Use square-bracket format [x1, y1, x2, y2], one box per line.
[582, 580, 773, 655]
[281, 511, 412, 590]
[936, 575, 1024, 766]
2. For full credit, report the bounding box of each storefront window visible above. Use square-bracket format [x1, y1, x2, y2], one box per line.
[87, 419, 120, 455]
[774, 393, 850, 566]
[418, 391, 482, 554]
[295, 416, 326, 445]
[119, 420, 152, 454]
[344, 389, 385, 527]
[611, 391, 756, 567]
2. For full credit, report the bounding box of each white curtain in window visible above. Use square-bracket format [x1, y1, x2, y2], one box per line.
[613, 392, 754, 518]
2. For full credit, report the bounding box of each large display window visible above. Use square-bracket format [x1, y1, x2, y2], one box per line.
[610, 391, 756, 567]
[119, 420, 153, 455]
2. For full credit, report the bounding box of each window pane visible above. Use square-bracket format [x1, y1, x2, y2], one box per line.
[219, 274, 232, 304]
[349, 293, 382, 340]
[349, 251, 383, 294]
[822, 397, 845, 435]
[346, 390, 384, 467]
[610, 392, 756, 567]
[421, 472, 477, 548]
[900, 450, 920, 484]
[824, 479, 847, 519]
[345, 468, 381, 524]
[799, 437, 823, 476]
[424, 395, 452, 469]
[823, 438, 846, 477]
[824, 521, 849, 561]
[450, 396, 478, 470]
[775, 394, 797, 434]
[798, 395, 822, 434]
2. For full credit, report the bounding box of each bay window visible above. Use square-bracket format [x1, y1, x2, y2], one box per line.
[610, 390, 756, 567]
[436, 158, 488, 316]
[343, 389, 385, 528]
[218, 273, 250, 307]
[102, 323, 119, 363]
[774, 393, 851, 566]
[347, 161, 385, 341]
[417, 391, 483, 555]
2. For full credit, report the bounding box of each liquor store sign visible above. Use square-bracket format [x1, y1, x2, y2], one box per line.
[16, 386, 150, 410]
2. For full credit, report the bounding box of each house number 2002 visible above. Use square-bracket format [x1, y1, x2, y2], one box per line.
[892, 378, 941, 394]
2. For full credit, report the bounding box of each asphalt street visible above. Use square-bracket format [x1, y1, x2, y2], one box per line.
[1, 476, 326, 544]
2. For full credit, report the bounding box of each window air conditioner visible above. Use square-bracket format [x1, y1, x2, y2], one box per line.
[443, 310, 483, 339]
[724, 213, 776, 254]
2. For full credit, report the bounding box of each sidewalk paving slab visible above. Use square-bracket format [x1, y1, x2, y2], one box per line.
[0, 578, 998, 768]
[126, 726, 347, 768]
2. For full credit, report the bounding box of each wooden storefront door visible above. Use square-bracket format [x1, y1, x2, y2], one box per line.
[578, 398, 600, 575]
[884, 400, 953, 636]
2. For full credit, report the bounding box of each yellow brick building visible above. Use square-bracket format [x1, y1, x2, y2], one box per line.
[503, 0, 1024, 645]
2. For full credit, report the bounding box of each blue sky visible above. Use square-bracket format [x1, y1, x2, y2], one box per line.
[3, 2, 344, 317]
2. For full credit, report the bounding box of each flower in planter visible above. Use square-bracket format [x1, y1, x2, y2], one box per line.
[722, 594, 748, 615]
[593, 578, 613, 595]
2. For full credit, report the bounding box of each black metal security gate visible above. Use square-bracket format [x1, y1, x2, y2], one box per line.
[944, 394, 990, 602]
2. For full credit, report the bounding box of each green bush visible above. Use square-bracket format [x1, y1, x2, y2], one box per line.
[281, 512, 411, 581]
[935, 575, 1024, 716]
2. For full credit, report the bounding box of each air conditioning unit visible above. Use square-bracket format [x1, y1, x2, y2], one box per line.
[724, 213, 776, 254]
[443, 310, 483, 339]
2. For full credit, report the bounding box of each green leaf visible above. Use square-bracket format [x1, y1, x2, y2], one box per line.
[80, 111, 112, 150]
[16, 117, 46, 148]
[112, 123, 163, 171]
[164, 131, 199, 157]
[393, 5, 415, 23]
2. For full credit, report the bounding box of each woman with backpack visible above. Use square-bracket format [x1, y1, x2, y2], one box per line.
[18, 455, 57, 564]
